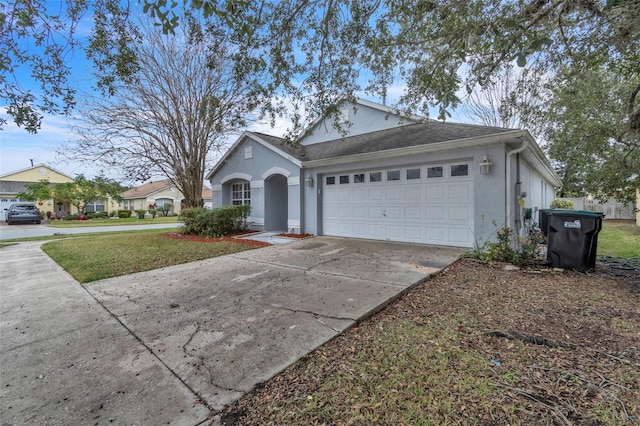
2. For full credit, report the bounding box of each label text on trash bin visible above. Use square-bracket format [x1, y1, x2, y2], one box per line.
[563, 220, 581, 229]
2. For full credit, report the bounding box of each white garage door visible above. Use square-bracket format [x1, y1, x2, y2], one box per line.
[1, 197, 22, 221]
[322, 162, 474, 247]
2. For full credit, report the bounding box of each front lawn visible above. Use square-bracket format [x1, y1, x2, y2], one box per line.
[597, 220, 640, 258]
[41, 229, 256, 283]
[46, 215, 180, 228]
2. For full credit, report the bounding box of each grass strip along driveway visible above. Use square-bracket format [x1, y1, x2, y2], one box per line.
[41, 230, 259, 283]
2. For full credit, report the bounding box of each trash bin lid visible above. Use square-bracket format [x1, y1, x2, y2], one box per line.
[547, 209, 604, 218]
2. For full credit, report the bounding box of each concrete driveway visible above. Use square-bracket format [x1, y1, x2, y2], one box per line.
[1, 236, 465, 424]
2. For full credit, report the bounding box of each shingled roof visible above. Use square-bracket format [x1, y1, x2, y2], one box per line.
[122, 179, 212, 200]
[253, 120, 515, 162]
[121, 179, 173, 199]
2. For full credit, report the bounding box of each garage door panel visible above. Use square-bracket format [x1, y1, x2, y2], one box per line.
[338, 206, 350, 217]
[324, 191, 338, 202]
[385, 188, 402, 201]
[426, 185, 445, 200]
[324, 206, 338, 219]
[352, 223, 368, 236]
[449, 228, 473, 245]
[353, 206, 367, 217]
[404, 226, 423, 241]
[368, 206, 384, 218]
[322, 163, 474, 247]
[368, 224, 384, 238]
[426, 206, 445, 221]
[449, 182, 473, 202]
[368, 188, 384, 200]
[386, 206, 402, 219]
[337, 190, 351, 202]
[385, 225, 401, 239]
[404, 186, 422, 202]
[449, 205, 471, 221]
[426, 227, 446, 243]
[352, 189, 367, 201]
[405, 206, 422, 220]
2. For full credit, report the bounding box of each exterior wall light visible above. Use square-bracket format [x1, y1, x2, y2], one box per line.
[479, 155, 493, 175]
[305, 175, 314, 187]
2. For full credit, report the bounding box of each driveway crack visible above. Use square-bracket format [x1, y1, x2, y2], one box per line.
[270, 305, 354, 332]
[79, 287, 216, 411]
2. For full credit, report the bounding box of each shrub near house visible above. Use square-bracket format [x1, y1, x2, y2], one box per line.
[550, 199, 575, 209]
[180, 205, 250, 237]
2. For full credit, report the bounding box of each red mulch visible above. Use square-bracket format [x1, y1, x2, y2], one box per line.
[275, 233, 314, 239]
[162, 232, 271, 247]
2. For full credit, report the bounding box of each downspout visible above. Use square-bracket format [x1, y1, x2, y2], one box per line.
[505, 135, 528, 246]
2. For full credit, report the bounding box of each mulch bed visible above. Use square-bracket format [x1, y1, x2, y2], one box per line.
[274, 233, 314, 239]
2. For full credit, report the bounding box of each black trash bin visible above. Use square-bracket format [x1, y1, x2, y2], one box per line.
[538, 209, 551, 237]
[546, 210, 604, 272]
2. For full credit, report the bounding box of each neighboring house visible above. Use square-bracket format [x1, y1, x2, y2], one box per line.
[207, 99, 562, 248]
[0, 164, 76, 219]
[121, 179, 213, 214]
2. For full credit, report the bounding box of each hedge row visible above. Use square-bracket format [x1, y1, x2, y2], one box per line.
[180, 205, 251, 237]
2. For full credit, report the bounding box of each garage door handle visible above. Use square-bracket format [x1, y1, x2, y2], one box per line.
[383, 210, 386, 217]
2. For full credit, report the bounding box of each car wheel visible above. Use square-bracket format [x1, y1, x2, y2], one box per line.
[36, 221, 41, 224]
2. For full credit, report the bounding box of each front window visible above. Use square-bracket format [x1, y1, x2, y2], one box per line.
[232, 182, 251, 206]
[85, 200, 105, 212]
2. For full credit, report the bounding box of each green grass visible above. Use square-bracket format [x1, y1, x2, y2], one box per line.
[41, 229, 255, 283]
[0, 242, 17, 249]
[597, 220, 640, 258]
[46, 215, 180, 228]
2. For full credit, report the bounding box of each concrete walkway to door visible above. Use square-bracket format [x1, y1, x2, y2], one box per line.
[1, 237, 466, 425]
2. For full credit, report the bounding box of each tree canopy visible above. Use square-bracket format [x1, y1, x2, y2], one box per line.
[67, 16, 265, 207]
[3, 0, 639, 202]
[16, 175, 124, 214]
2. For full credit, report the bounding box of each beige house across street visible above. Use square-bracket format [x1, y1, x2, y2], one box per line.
[121, 179, 213, 215]
[0, 164, 79, 219]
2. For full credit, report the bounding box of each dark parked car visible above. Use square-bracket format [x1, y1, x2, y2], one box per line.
[5, 203, 42, 225]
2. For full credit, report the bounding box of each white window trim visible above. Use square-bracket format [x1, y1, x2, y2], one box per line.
[221, 173, 252, 184]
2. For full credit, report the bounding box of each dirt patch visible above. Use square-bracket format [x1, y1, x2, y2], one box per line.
[162, 232, 271, 248]
[221, 259, 640, 425]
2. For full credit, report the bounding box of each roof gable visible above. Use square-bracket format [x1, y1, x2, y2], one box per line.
[0, 164, 75, 183]
[205, 132, 302, 180]
[121, 179, 173, 199]
[299, 98, 424, 146]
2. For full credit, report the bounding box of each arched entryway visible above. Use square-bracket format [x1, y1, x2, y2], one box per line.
[264, 174, 288, 231]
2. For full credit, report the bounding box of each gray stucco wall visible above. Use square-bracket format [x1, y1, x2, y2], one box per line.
[209, 136, 301, 231]
[302, 103, 415, 145]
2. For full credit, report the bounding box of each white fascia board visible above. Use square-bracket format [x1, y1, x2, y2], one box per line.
[355, 98, 426, 123]
[301, 130, 526, 169]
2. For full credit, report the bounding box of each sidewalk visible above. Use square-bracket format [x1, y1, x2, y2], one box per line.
[0, 241, 210, 425]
